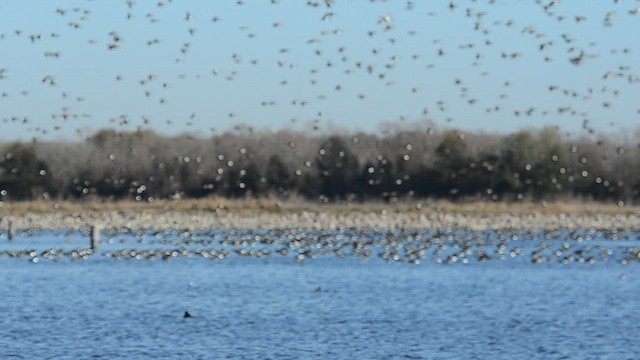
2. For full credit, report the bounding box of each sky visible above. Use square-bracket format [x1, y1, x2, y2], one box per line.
[0, 0, 639, 140]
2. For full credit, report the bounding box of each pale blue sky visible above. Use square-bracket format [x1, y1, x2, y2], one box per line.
[0, 0, 638, 140]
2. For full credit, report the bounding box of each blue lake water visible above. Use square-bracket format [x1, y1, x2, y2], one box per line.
[0, 229, 639, 359]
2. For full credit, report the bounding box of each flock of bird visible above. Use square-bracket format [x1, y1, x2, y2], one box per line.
[0, 0, 638, 138]
[2, 228, 640, 266]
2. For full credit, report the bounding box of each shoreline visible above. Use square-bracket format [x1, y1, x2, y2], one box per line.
[1, 198, 639, 215]
[1, 200, 639, 231]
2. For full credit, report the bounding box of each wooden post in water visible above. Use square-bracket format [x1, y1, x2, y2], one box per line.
[90, 224, 101, 252]
[8, 220, 16, 241]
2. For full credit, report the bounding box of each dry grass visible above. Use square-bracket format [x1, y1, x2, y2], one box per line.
[1, 198, 639, 216]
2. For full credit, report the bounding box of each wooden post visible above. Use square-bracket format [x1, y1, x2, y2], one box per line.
[90, 225, 101, 252]
[8, 220, 16, 241]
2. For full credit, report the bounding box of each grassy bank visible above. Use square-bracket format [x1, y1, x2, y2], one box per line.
[1, 198, 638, 217]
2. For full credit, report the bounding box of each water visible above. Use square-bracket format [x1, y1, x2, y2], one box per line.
[1, 229, 639, 359]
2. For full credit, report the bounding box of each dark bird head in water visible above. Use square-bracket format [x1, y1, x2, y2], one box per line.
[183, 311, 192, 318]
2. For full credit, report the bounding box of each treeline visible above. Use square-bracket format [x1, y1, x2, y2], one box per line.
[1, 125, 639, 204]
